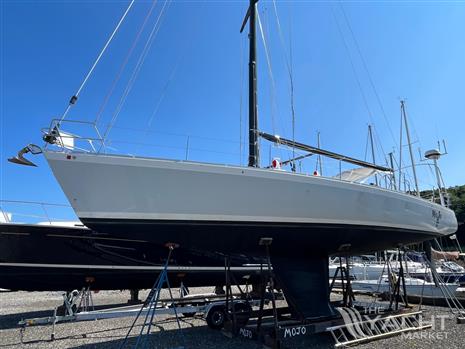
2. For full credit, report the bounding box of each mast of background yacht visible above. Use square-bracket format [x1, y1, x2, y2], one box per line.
[401, 100, 420, 197]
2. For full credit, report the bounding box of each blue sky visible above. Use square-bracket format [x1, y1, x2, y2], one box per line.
[1, 0, 465, 211]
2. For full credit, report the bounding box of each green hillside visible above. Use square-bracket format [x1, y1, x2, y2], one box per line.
[448, 185, 465, 224]
[420, 185, 465, 224]
[419, 185, 465, 250]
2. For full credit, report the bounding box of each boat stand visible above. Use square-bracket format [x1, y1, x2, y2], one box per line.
[328, 256, 356, 307]
[221, 243, 433, 348]
[221, 237, 284, 348]
[388, 248, 410, 311]
[119, 243, 185, 349]
[18, 244, 189, 347]
[222, 237, 341, 348]
[223, 257, 248, 335]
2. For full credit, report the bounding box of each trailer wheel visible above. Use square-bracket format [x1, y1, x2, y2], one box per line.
[206, 306, 226, 330]
[233, 302, 252, 327]
[56, 305, 66, 316]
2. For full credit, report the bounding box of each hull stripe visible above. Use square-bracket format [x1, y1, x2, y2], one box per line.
[0, 262, 260, 271]
[47, 234, 147, 243]
[78, 213, 434, 233]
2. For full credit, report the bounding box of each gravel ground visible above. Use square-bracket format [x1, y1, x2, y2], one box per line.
[0, 288, 464, 349]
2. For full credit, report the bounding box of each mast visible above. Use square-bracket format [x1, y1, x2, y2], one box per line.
[317, 131, 323, 175]
[368, 125, 378, 186]
[425, 149, 446, 206]
[400, 100, 420, 197]
[388, 152, 397, 190]
[241, 0, 259, 168]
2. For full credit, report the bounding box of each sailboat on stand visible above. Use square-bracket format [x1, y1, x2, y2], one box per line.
[13, 0, 457, 319]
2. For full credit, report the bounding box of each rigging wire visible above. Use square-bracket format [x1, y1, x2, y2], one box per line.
[145, 49, 182, 131]
[106, 139, 243, 157]
[95, 0, 159, 125]
[145, 0, 207, 134]
[333, 3, 421, 184]
[337, 4, 423, 189]
[338, 2, 398, 151]
[259, 9, 292, 165]
[371, 125, 391, 170]
[105, 0, 170, 136]
[272, 0, 292, 83]
[59, 0, 136, 123]
[272, 1, 296, 167]
[102, 0, 171, 144]
[109, 125, 242, 144]
[331, 5, 402, 176]
[257, 10, 277, 135]
[330, 6, 374, 127]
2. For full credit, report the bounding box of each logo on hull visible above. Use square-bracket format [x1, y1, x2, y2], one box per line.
[432, 209, 442, 228]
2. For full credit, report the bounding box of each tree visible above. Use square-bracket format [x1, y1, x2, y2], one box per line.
[447, 185, 465, 224]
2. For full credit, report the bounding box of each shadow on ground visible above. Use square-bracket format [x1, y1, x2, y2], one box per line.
[67, 323, 336, 349]
[4, 312, 336, 349]
[0, 310, 53, 330]
[0, 302, 136, 330]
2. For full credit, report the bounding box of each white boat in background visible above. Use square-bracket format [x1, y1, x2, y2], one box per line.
[329, 256, 387, 281]
[346, 276, 460, 299]
[407, 261, 465, 284]
[329, 254, 424, 281]
[329, 253, 465, 284]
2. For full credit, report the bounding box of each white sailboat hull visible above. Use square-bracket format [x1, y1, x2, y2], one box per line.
[43, 151, 458, 256]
